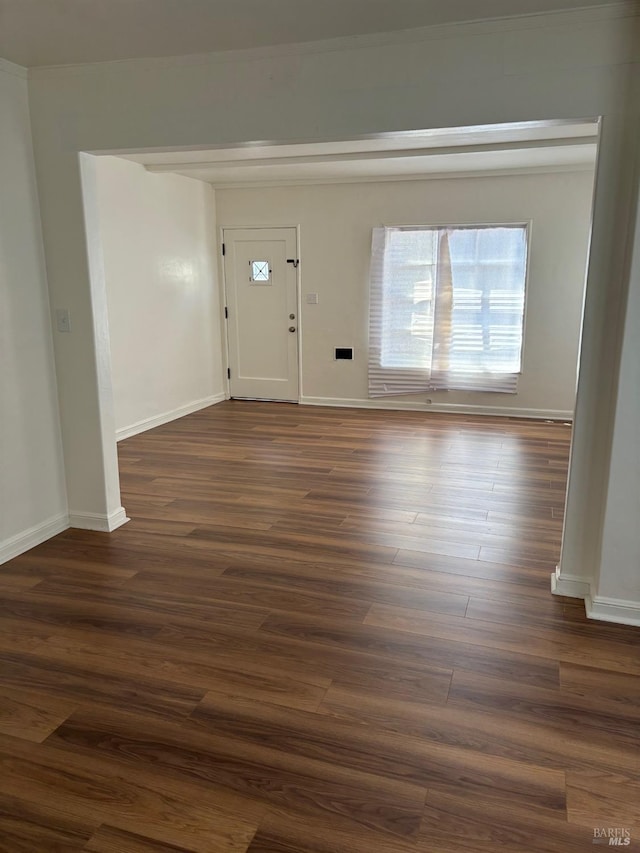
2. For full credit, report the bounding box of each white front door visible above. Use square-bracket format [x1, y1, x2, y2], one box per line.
[223, 227, 299, 401]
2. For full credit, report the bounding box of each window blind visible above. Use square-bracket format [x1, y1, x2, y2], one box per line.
[368, 225, 528, 398]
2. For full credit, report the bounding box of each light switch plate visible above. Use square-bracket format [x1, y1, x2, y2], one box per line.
[56, 308, 71, 333]
[305, 293, 319, 304]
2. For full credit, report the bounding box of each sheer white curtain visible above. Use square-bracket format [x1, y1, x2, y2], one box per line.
[368, 225, 527, 398]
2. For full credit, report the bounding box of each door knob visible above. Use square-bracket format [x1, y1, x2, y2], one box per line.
[289, 326, 296, 333]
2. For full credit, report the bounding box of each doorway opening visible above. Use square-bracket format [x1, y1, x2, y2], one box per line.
[80, 116, 600, 583]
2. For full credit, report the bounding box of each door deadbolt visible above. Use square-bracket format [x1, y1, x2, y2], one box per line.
[289, 326, 296, 333]
[289, 314, 295, 320]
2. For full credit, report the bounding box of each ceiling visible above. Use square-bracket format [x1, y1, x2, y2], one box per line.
[119, 121, 599, 187]
[0, 0, 623, 68]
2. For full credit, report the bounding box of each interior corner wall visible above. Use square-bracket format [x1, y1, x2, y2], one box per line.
[216, 170, 594, 417]
[0, 63, 68, 562]
[93, 157, 225, 439]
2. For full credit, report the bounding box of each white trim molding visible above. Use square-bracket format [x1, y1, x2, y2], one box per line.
[551, 566, 640, 627]
[116, 393, 226, 441]
[68, 507, 129, 532]
[29, 2, 637, 81]
[550, 565, 592, 599]
[0, 513, 69, 565]
[200, 164, 595, 191]
[0, 58, 29, 79]
[585, 594, 640, 628]
[301, 396, 573, 421]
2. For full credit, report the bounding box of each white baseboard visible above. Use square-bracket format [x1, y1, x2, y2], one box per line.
[300, 396, 573, 421]
[116, 392, 227, 441]
[0, 513, 69, 565]
[585, 594, 640, 627]
[68, 507, 129, 532]
[550, 566, 592, 599]
[552, 567, 640, 626]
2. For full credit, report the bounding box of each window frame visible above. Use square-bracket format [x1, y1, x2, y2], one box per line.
[368, 220, 532, 394]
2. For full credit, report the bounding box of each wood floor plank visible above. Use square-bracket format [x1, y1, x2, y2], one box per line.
[219, 550, 555, 604]
[0, 791, 97, 852]
[0, 645, 208, 719]
[245, 808, 420, 853]
[84, 825, 205, 852]
[122, 570, 373, 622]
[317, 683, 640, 776]
[0, 572, 43, 590]
[259, 611, 560, 688]
[448, 669, 640, 744]
[0, 616, 335, 714]
[188, 692, 566, 813]
[342, 514, 563, 550]
[188, 524, 400, 565]
[559, 662, 640, 706]
[4, 552, 139, 583]
[1, 401, 639, 852]
[565, 771, 640, 835]
[365, 602, 640, 674]
[393, 548, 549, 588]
[219, 562, 470, 617]
[47, 706, 427, 840]
[22, 578, 271, 633]
[17, 536, 226, 577]
[0, 684, 77, 743]
[153, 620, 454, 703]
[0, 733, 262, 853]
[420, 790, 599, 852]
[466, 594, 588, 629]
[125, 518, 199, 537]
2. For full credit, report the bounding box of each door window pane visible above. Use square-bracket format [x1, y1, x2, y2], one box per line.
[251, 261, 271, 283]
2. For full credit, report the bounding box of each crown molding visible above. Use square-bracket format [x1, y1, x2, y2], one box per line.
[206, 163, 595, 191]
[0, 57, 28, 79]
[28, 2, 637, 80]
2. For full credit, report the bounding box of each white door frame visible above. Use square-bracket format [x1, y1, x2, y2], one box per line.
[219, 224, 302, 402]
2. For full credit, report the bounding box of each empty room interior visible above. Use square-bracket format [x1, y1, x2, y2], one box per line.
[1, 1, 640, 851]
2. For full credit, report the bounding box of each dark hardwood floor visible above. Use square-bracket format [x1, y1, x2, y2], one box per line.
[1, 400, 639, 852]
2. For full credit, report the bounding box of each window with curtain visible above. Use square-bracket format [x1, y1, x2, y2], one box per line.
[368, 224, 528, 397]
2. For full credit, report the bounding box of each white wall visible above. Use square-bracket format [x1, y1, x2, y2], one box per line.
[0, 61, 67, 561]
[217, 170, 593, 417]
[590, 123, 640, 623]
[94, 157, 224, 439]
[593, 244, 640, 619]
[23, 5, 640, 615]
